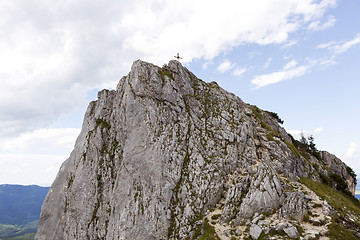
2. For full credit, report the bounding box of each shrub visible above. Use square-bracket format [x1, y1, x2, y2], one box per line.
[211, 214, 221, 220]
[330, 173, 349, 193]
[266, 111, 284, 124]
[346, 166, 357, 185]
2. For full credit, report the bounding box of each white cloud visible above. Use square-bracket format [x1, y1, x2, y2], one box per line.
[283, 60, 298, 70]
[308, 15, 336, 31]
[263, 58, 272, 69]
[202, 61, 211, 70]
[317, 33, 360, 54]
[287, 127, 324, 140]
[0, 0, 337, 137]
[0, 127, 80, 185]
[2, 128, 80, 153]
[217, 60, 235, 73]
[344, 142, 358, 159]
[0, 154, 66, 186]
[232, 67, 247, 77]
[282, 40, 298, 48]
[316, 41, 337, 49]
[250, 52, 342, 88]
[314, 127, 324, 134]
[251, 60, 312, 88]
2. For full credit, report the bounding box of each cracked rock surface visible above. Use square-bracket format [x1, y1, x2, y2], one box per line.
[36, 60, 357, 240]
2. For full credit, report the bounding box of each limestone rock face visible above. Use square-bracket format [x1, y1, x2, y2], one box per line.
[36, 60, 357, 240]
[320, 151, 356, 194]
[231, 163, 284, 224]
[279, 191, 308, 221]
[283, 224, 299, 238]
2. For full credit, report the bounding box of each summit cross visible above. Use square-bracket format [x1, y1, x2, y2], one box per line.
[174, 53, 183, 61]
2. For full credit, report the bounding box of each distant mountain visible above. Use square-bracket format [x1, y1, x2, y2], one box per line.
[0, 184, 49, 239]
[0, 185, 49, 225]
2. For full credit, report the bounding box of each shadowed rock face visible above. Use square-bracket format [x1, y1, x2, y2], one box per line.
[36, 60, 356, 240]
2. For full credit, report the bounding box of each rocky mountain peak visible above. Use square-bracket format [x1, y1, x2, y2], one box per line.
[36, 60, 359, 240]
[122, 59, 195, 102]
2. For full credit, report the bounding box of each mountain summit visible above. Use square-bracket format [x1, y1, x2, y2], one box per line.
[36, 60, 359, 239]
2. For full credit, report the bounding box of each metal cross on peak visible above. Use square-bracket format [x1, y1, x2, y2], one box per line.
[174, 53, 183, 61]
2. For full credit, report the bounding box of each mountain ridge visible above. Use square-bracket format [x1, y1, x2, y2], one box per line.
[0, 184, 49, 239]
[36, 59, 358, 239]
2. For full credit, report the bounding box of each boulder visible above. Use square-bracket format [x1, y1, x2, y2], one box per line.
[250, 224, 262, 239]
[283, 225, 299, 239]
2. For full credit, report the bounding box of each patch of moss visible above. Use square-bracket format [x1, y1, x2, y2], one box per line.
[211, 214, 221, 220]
[266, 132, 281, 144]
[67, 175, 73, 188]
[198, 218, 220, 240]
[312, 203, 322, 208]
[158, 69, 174, 86]
[285, 140, 300, 158]
[229, 229, 241, 236]
[327, 221, 358, 240]
[312, 163, 319, 171]
[95, 118, 111, 130]
[260, 121, 273, 132]
[252, 107, 263, 121]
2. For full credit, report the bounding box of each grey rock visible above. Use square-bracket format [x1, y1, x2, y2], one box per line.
[275, 222, 290, 231]
[304, 195, 312, 201]
[320, 151, 356, 194]
[221, 177, 250, 222]
[304, 230, 320, 240]
[235, 229, 242, 235]
[283, 225, 299, 238]
[195, 220, 203, 226]
[235, 164, 284, 222]
[250, 224, 262, 240]
[251, 214, 264, 224]
[257, 220, 269, 226]
[35, 59, 357, 240]
[279, 191, 307, 221]
[322, 200, 333, 216]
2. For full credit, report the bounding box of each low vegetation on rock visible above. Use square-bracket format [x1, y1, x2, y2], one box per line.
[36, 60, 358, 240]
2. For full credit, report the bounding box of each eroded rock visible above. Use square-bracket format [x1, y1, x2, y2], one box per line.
[279, 191, 308, 221]
[35, 59, 358, 240]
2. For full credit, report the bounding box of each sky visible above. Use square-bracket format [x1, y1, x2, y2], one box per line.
[0, 0, 359, 186]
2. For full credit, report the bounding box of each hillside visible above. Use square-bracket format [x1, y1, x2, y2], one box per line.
[36, 60, 358, 240]
[0, 185, 49, 239]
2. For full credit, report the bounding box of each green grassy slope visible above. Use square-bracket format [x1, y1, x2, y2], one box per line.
[300, 178, 360, 239]
[0, 220, 38, 240]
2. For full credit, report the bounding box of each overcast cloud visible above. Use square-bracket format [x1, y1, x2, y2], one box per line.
[6, 0, 359, 185]
[0, 0, 337, 139]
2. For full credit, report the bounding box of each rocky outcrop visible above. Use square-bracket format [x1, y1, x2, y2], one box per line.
[320, 151, 356, 194]
[36, 60, 357, 240]
[279, 191, 308, 221]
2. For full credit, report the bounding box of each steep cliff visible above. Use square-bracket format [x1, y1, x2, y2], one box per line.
[36, 60, 359, 240]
